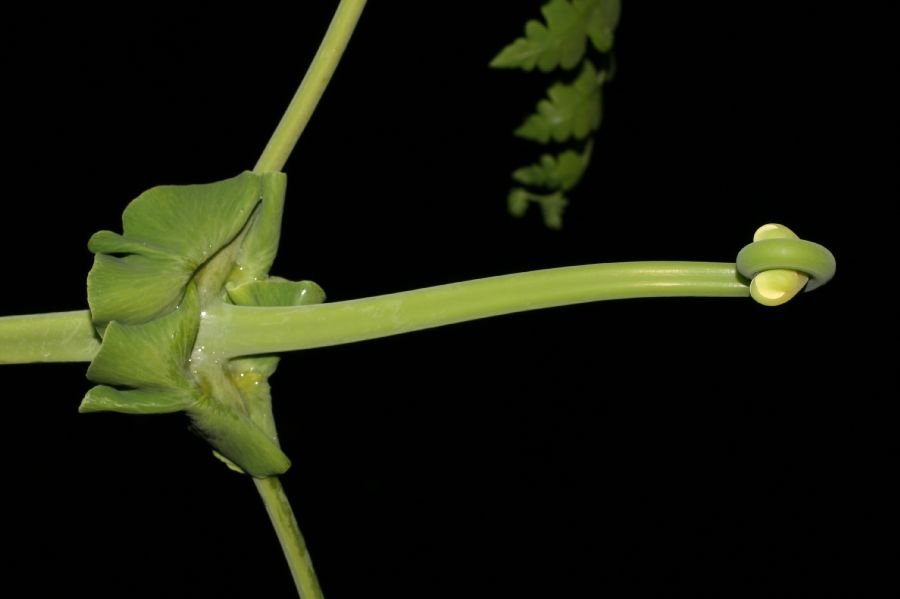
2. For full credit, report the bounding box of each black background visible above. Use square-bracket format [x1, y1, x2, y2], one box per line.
[1, 3, 892, 597]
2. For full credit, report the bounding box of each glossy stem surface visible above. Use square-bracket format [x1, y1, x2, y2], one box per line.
[0, 310, 100, 364]
[207, 261, 748, 358]
[1, 262, 751, 365]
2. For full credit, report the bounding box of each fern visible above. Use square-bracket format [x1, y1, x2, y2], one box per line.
[491, 0, 620, 228]
[515, 60, 605, 143]
[508, 141, 593, 230]
[490, 0, 620, 71]
[512, 141, 594, 191]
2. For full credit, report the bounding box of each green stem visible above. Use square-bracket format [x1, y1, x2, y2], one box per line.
[2, 237, 827, 364]
[253, 0, 368, 173]
[4, 240, 839, 366]
[254, 476, 324, 599]
[0, 310, 99, 364]
[1, 262, 750, 365]
[204, 261, 749, 359]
